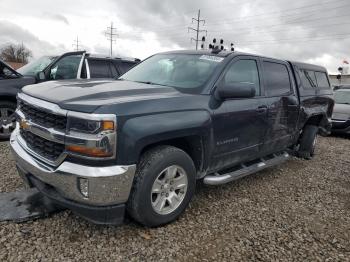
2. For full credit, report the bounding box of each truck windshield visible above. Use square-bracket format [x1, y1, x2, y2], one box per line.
[120, 54, 224, 89]
[18, 56, 57, 76]
[334, 90, 350, 104]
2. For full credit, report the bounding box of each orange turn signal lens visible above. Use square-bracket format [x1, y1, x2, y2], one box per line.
[102, 121, 115, 131]
[66, 145, 113, 157]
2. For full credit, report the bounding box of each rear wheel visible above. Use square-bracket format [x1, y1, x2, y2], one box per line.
[0, 101, 17, 141]
[127, 146, 196, 227]
[297, 125, 319, 160]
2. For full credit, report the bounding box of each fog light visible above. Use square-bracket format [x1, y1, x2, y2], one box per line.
[78, 178, 89, 198]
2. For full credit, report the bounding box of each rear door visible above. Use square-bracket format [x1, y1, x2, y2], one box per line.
[260, 59, 299, 155]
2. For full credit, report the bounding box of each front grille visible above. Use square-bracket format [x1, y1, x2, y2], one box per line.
[20, 130, 65, 161]
[19, 101, 67, 130]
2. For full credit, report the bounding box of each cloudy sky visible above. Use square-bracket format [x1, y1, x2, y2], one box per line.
[0, 0, 349, 73]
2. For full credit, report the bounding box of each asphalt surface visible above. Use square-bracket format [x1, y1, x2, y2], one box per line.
[0, 136, 349, 261]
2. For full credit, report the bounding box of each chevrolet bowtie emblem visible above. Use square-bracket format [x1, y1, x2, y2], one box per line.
[19, 119, 30, 131]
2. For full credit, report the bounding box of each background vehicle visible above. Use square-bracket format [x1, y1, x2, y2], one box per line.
[0, 51, 139, 139]
[10, 50, 334, 227]
[331, 89, 350, 134]
[333, 84, 350, 91]
[0, 60, 36, 139]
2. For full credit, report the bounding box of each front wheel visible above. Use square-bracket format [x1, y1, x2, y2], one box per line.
[127, 146, 196, 227]
[0, 101, 17, 141]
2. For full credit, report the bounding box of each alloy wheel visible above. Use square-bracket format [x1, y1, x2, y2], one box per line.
[151, 165, 188, 215]
[0, 107, 16, 137]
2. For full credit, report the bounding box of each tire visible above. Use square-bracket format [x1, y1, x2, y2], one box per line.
[127, 146, 196, 227]
[297, 125, 319, 160]
[0, 101, 17, 141]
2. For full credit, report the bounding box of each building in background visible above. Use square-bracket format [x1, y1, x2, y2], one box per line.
[329, 74, 350, 86]
[329, 59, 350, 86]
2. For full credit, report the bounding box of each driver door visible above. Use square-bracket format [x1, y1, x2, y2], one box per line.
[210, 56, 268, 171]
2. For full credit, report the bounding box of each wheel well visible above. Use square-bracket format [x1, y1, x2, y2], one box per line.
[140, 136, 204, 174]
[0, 95, 17, 104]
[304, 114, 323, 127]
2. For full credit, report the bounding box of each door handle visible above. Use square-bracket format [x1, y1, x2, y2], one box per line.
[256, 106, 268, 114]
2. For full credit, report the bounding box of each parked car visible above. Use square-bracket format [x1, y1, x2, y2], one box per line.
[10, 50, 334, 227]
[0, 51, 139, 140]
[331, 89, 350, 134]
[333, 84, 350, 91]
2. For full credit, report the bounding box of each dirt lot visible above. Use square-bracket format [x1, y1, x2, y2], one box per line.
[0, 136, 349, 261]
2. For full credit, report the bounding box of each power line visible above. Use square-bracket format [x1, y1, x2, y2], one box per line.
[208, 13, 350, 33]
[121, 0, 347, 34]
[72, 36, 81, 51]
[105, 22, 118, 57]
[124, 17, 350, 42]
[205, 0, 347, 24]
[237, 33, 350, 45]
[188, 9, 207, 50]
[206, 2, 350, 27]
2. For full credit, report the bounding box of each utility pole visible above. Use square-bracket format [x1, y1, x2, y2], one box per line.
[188, 9, 207, 50]
[72, 36, 81, 51]
[105, 22, 118, 57]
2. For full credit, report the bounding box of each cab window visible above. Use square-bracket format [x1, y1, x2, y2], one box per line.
[315, 71, 330, 89]
[88, 59, 113, 78]
[299, 70, 317, 89]
[263, 62, 291, 97]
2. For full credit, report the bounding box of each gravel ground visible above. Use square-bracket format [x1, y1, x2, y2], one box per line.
[0, 136, 349, 261]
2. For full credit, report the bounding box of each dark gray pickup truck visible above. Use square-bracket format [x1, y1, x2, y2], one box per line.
[10, 50, 334, 227]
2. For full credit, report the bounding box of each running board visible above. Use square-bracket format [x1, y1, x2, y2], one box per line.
[203, 152, 290, 186]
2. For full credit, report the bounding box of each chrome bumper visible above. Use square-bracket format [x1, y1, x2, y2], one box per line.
[10, 128, 136, 206]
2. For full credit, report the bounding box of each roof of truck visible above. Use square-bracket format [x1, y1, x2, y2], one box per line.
[289, 61, 327, 72]
[157, 50, 328, 72]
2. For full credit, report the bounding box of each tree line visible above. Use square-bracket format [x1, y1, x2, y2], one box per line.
[0, 43, 32, 64]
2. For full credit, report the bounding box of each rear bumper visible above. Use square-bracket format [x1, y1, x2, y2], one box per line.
[10, 128, 136, 224]
[331, 119, 350, 134]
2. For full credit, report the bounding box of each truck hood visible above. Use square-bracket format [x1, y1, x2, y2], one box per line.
[22, 79, 185, 113]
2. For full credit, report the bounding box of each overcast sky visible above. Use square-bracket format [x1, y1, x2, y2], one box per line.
[0, 0, 349, 73]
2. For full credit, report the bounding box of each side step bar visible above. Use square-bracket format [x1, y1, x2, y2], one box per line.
[203, 152, 290, 186]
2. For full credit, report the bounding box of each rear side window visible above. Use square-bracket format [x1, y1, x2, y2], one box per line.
[88, 59, 112, 78]
[119, 62, 136, 74]
[299, 70, 317, 89]
[263, 62, 291, 96]
[315, 72, 330, 88]
[109, 63, 119, 77]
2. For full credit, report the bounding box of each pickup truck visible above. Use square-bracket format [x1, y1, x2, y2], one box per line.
[0, 51, 139, 140]
[10, 50, 334, 227]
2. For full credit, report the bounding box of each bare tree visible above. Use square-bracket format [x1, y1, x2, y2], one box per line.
[0, 43, 32, 64]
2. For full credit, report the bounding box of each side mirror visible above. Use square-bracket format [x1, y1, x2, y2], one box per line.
[217, 82, 256, 99]
[37, 71, 46, 81]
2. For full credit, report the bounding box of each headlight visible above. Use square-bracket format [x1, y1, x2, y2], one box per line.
[66, 113, 117, 159]
[68, 117, 115, 134]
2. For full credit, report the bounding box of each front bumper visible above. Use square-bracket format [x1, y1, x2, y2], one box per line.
[10, 128, 136, 224]
[331, 119, 350, 134]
